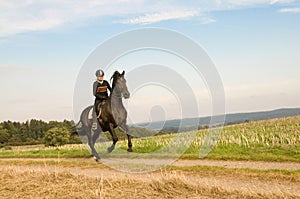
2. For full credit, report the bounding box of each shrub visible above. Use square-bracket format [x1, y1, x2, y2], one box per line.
[44, 127, 70, 147]
[4, 146, 12, 150]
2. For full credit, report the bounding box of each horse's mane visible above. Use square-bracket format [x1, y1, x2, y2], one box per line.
[110, 71, 121, 90]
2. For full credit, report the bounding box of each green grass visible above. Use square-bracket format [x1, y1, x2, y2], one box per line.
[0, 147, 91, 158]
[166, 165, 300, 177]
[187, 144, 300, 162]
[165, 165, 300, 183]
[0, 158, 105, 168]
[0, 116, 299, 162]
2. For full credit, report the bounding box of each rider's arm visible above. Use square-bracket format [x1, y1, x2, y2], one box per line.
[93, 81, 102, 99]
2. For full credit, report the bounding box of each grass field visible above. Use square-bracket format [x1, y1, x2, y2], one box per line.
[1, 116, 300, 198]
[0, 116, 299, 162]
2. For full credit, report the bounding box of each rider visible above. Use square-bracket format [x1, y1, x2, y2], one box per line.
[92, 69, 112, 130]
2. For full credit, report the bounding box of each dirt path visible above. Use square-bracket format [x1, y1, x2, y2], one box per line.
[1, 157, 300, 170]
[1, 158, 300, 198]
[174, 159, 300, 170]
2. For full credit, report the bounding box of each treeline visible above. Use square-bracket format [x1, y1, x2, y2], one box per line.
[0, 119, 159, 148]
[0, 119, 80, 148]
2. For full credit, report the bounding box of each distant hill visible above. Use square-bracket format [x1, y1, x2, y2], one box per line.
[136, 108, 300, 131]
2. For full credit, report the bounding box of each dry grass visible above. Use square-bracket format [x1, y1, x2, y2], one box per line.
[0, 168, 298, 199]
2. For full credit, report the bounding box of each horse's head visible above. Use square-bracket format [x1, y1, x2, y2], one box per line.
[111, 70, 130, 99]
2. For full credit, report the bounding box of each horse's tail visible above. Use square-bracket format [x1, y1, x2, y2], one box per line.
[75, 105, 94, 136]
[72, 121, 85, 136]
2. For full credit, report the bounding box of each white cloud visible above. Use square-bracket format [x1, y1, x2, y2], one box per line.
[0, 0, 295, 37]
[270, 0, 294, 4]
[199, 16, 217, 24]
[120, 10, 199, 25]
[278, 7, 300, 13]
[0, 0, 148, 37]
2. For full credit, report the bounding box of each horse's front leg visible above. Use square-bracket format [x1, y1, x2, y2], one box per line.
[86, 127, 100, 161]
[107, 123, 118, 153]
[119, 123, 132, 152]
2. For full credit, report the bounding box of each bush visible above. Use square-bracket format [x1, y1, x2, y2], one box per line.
[4, 146, 12, 150]
[69, 134, 82, 144]
[44, 127, 70, 147]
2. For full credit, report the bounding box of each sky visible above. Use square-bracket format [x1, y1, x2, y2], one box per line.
[0, 0, 299, 123]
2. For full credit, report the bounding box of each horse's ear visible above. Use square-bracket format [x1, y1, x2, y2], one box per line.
[113, 71, 120, 77]
[121, 70, 125, 76]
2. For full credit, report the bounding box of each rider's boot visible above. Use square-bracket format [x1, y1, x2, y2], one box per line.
[92, 110, 98, 130]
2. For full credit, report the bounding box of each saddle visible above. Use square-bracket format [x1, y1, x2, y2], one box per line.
[88, 100, 106, 120]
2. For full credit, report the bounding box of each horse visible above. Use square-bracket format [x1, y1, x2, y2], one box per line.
[76, 70, 131, 161]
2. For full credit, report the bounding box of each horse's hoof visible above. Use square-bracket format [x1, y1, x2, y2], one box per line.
[107, 147, 114, 153]
[127, 148, 133, 152]
[93, 156, 100, 162]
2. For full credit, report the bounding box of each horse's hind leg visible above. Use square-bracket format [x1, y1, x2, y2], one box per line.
[107, 123, 118, 153]
[119, 124, 132, 152]
[127, 134, 133, 152]
[92, 128, 102, 146]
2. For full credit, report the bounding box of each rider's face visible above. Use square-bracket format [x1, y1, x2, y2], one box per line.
[98, 76, 104, 81]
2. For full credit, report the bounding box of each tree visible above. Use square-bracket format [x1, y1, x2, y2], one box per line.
[28, 119, 47, 139]
[0, 129, 9, 145]
[44, 127, 70, 147]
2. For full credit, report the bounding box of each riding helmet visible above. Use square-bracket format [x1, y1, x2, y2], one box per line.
[95, 69, 104, 77]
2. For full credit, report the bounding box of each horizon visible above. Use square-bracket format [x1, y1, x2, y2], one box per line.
[1, 1, 300, 123]
[1, 106, 299, 124]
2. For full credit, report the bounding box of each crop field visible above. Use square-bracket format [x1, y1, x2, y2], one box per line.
[0, 116, 299, 198]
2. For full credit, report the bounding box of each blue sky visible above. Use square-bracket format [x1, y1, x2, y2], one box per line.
[0, 0, 299, 122]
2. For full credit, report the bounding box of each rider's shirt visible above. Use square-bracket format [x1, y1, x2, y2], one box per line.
[93, 80, 112, 100]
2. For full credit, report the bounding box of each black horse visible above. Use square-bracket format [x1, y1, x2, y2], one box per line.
[76, 71, 131, 161]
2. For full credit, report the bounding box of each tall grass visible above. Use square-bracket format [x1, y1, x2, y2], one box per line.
[118, 116, 300, 161]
